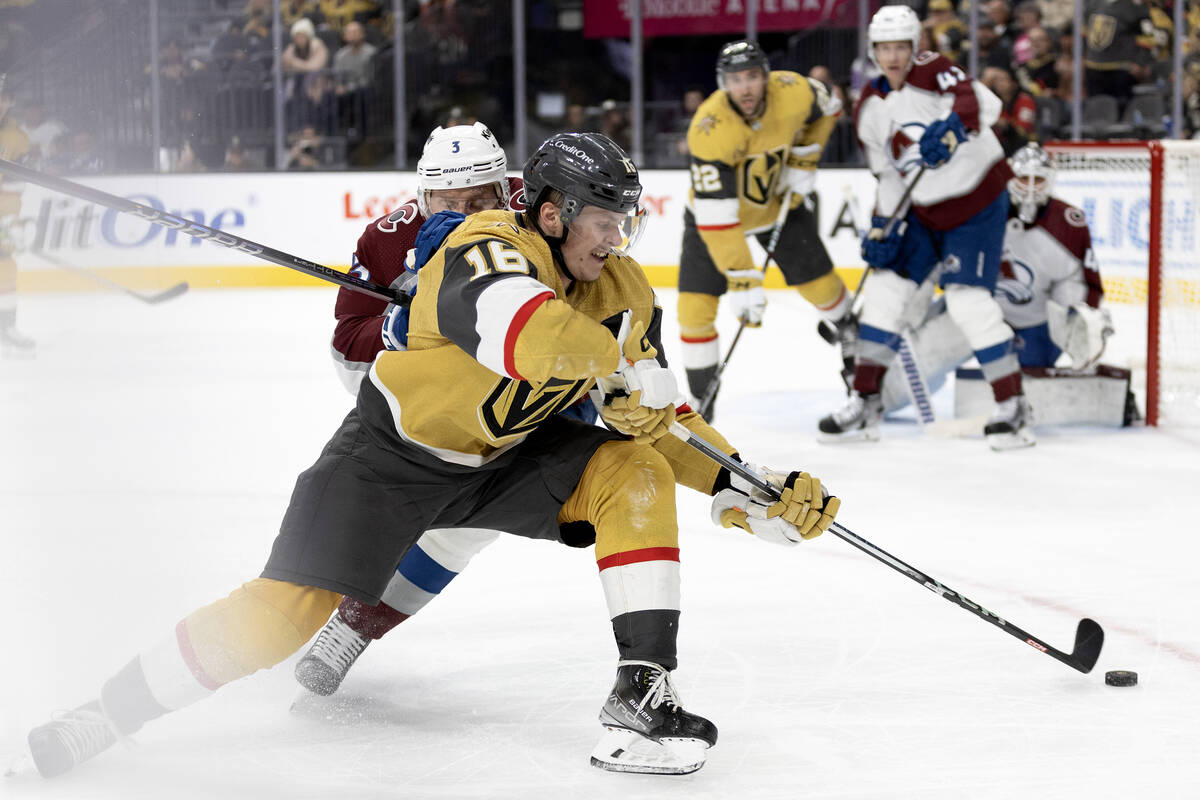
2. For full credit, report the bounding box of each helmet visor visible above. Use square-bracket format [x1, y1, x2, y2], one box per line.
[570, 204, 649, 258]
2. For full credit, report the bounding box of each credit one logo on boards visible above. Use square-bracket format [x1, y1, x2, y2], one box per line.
[14, 193, 249, 251]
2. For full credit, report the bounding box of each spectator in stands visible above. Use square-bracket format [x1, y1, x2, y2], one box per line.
[294, 72, 338, 134]
[983, 63, 1036, 156]
[282, 17, 330, 75]
[60, 131, 105, 174]
[286, 124, 323, 169]
[1010, 1, 1042, 64]
[925, 0, 967, 62]
[670, 88, 705, 161]
[334, 21, 376, 137]
[985, 0, 1017, 54]
[319, 0, 379, 32]
[1016, 25, 1059, 96]
[334, 20, 376, 93]
[1185, 69, 1200, 139]
[175, 140, 206, 172]
[1036, 0, 1074, 33]
[236, 0, 272, 41]
[599, 99, 631, 153]
[18, 102, 66, 167]
[283, 17, 331, 128]
[224, 137, 251, 171]
[563, 103, 594, 134]
[281, 0, 323, 29]
[961, 17, 1011, 71]
[1083, 0, 1154, 110]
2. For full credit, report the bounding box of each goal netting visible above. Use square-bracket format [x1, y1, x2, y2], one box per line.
[1045, 140, 1200, 426]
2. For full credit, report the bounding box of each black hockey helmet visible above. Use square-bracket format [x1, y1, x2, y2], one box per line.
[523, 132, 641, 224]
[522, 132, 646, 256]
[716, 40, 769, 88]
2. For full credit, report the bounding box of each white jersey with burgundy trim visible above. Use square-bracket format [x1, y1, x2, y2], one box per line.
[854, 51, 1010, 230]
[995, 198, 1103, 329]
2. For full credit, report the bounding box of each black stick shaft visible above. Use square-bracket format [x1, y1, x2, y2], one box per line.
[668, 422, 1103, 674]
[0, 157, 402, 304]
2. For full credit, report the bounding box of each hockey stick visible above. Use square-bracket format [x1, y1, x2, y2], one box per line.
[668, 422, 1105, 674]
[817, 165, 927, 344]
[0, 158, 402, 304]
[30, 250, 189, 304]
[695, 187, 793, 420]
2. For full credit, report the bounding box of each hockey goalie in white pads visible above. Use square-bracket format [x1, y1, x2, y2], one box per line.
[879, 144, 1123, 426]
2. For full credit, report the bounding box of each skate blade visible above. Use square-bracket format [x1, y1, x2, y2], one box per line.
[589, 726, 708, 775]
[817, 427, 880, 445]
[986, 428, 1036, 451]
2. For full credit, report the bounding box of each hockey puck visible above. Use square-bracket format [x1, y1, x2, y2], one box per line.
[1104, 670, 1138, 687]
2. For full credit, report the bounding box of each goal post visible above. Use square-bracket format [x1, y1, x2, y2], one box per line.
[1044, 140, 1200, 427]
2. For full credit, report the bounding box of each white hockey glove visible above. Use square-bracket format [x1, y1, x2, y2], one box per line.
[726, 269, 766, 327]
[597, 312, 678, 444]
[777, 143, 822, 196]
[711, 465, 840, 545]
[1063, 303, 1114, 369]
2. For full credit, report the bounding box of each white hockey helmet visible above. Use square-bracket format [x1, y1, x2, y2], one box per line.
[416, 121, 510, 217]
[867, 5, 922, 68]
[1008, 143, 1055, 223]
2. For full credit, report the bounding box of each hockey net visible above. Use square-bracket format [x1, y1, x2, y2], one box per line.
[1045, 140, 1200, 426]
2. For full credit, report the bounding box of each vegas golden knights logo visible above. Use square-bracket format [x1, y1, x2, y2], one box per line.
[1087, 15, 1117, 50]
[739, 146, 786, 206]
[480, 376, 590, 439]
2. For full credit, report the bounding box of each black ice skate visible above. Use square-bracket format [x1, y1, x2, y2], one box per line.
[818, 391, 882, 443]
[27, 701, 119, 778]
[294, 613, 370, 696]
[984, 395, 1036, 451]
[818, 313, 858, 388]
[590, 660, 717, 775]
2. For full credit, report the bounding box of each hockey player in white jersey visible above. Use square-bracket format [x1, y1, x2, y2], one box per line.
[879, 143, 1115, 415]
[818, 4, 1034, 450]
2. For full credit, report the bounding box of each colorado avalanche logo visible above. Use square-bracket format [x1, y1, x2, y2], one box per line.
[888, 121, 927, 174]
[994, 258, 1035, 305]
[508, 186, 527, 211]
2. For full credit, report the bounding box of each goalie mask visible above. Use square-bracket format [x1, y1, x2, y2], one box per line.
[1008, 143, 1055, 224]
[716, 40, 769, 90]
[867, 5, 921, 70]
[416, 121, 510, 218]
[522, 132, 647, 257]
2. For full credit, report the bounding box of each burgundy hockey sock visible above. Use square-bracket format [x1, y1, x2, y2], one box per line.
[338, 597, 409, 640]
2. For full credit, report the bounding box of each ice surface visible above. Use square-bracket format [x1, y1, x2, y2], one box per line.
[3, 287, 1199, 800]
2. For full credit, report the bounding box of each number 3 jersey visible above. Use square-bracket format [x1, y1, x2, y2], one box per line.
[686, 70, 839, 273]
[359, 209, 651, 466]
[855, 51, 1010, 230]
[331, 176, 526, 393]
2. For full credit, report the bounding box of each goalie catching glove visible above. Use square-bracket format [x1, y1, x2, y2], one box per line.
[596, 311, 677, 444]
[711, 465, 840, 545]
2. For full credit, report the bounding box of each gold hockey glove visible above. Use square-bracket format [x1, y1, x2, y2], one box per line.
[711, 466, 840, 544]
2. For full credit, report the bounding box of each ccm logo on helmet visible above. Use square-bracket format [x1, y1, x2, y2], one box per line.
[551, 140, 595, 163]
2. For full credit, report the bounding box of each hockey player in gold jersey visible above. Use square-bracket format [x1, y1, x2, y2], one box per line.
[679, 40, 855, 417]
[0, 78, 33, 356]
[27, 133, 840, 777]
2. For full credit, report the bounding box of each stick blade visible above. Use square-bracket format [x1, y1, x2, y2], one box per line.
[1070, 618, 1104, 673]
[143, 281, 189, 304]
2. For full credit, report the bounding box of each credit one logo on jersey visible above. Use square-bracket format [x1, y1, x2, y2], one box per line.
[15, 193, 248, 251]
